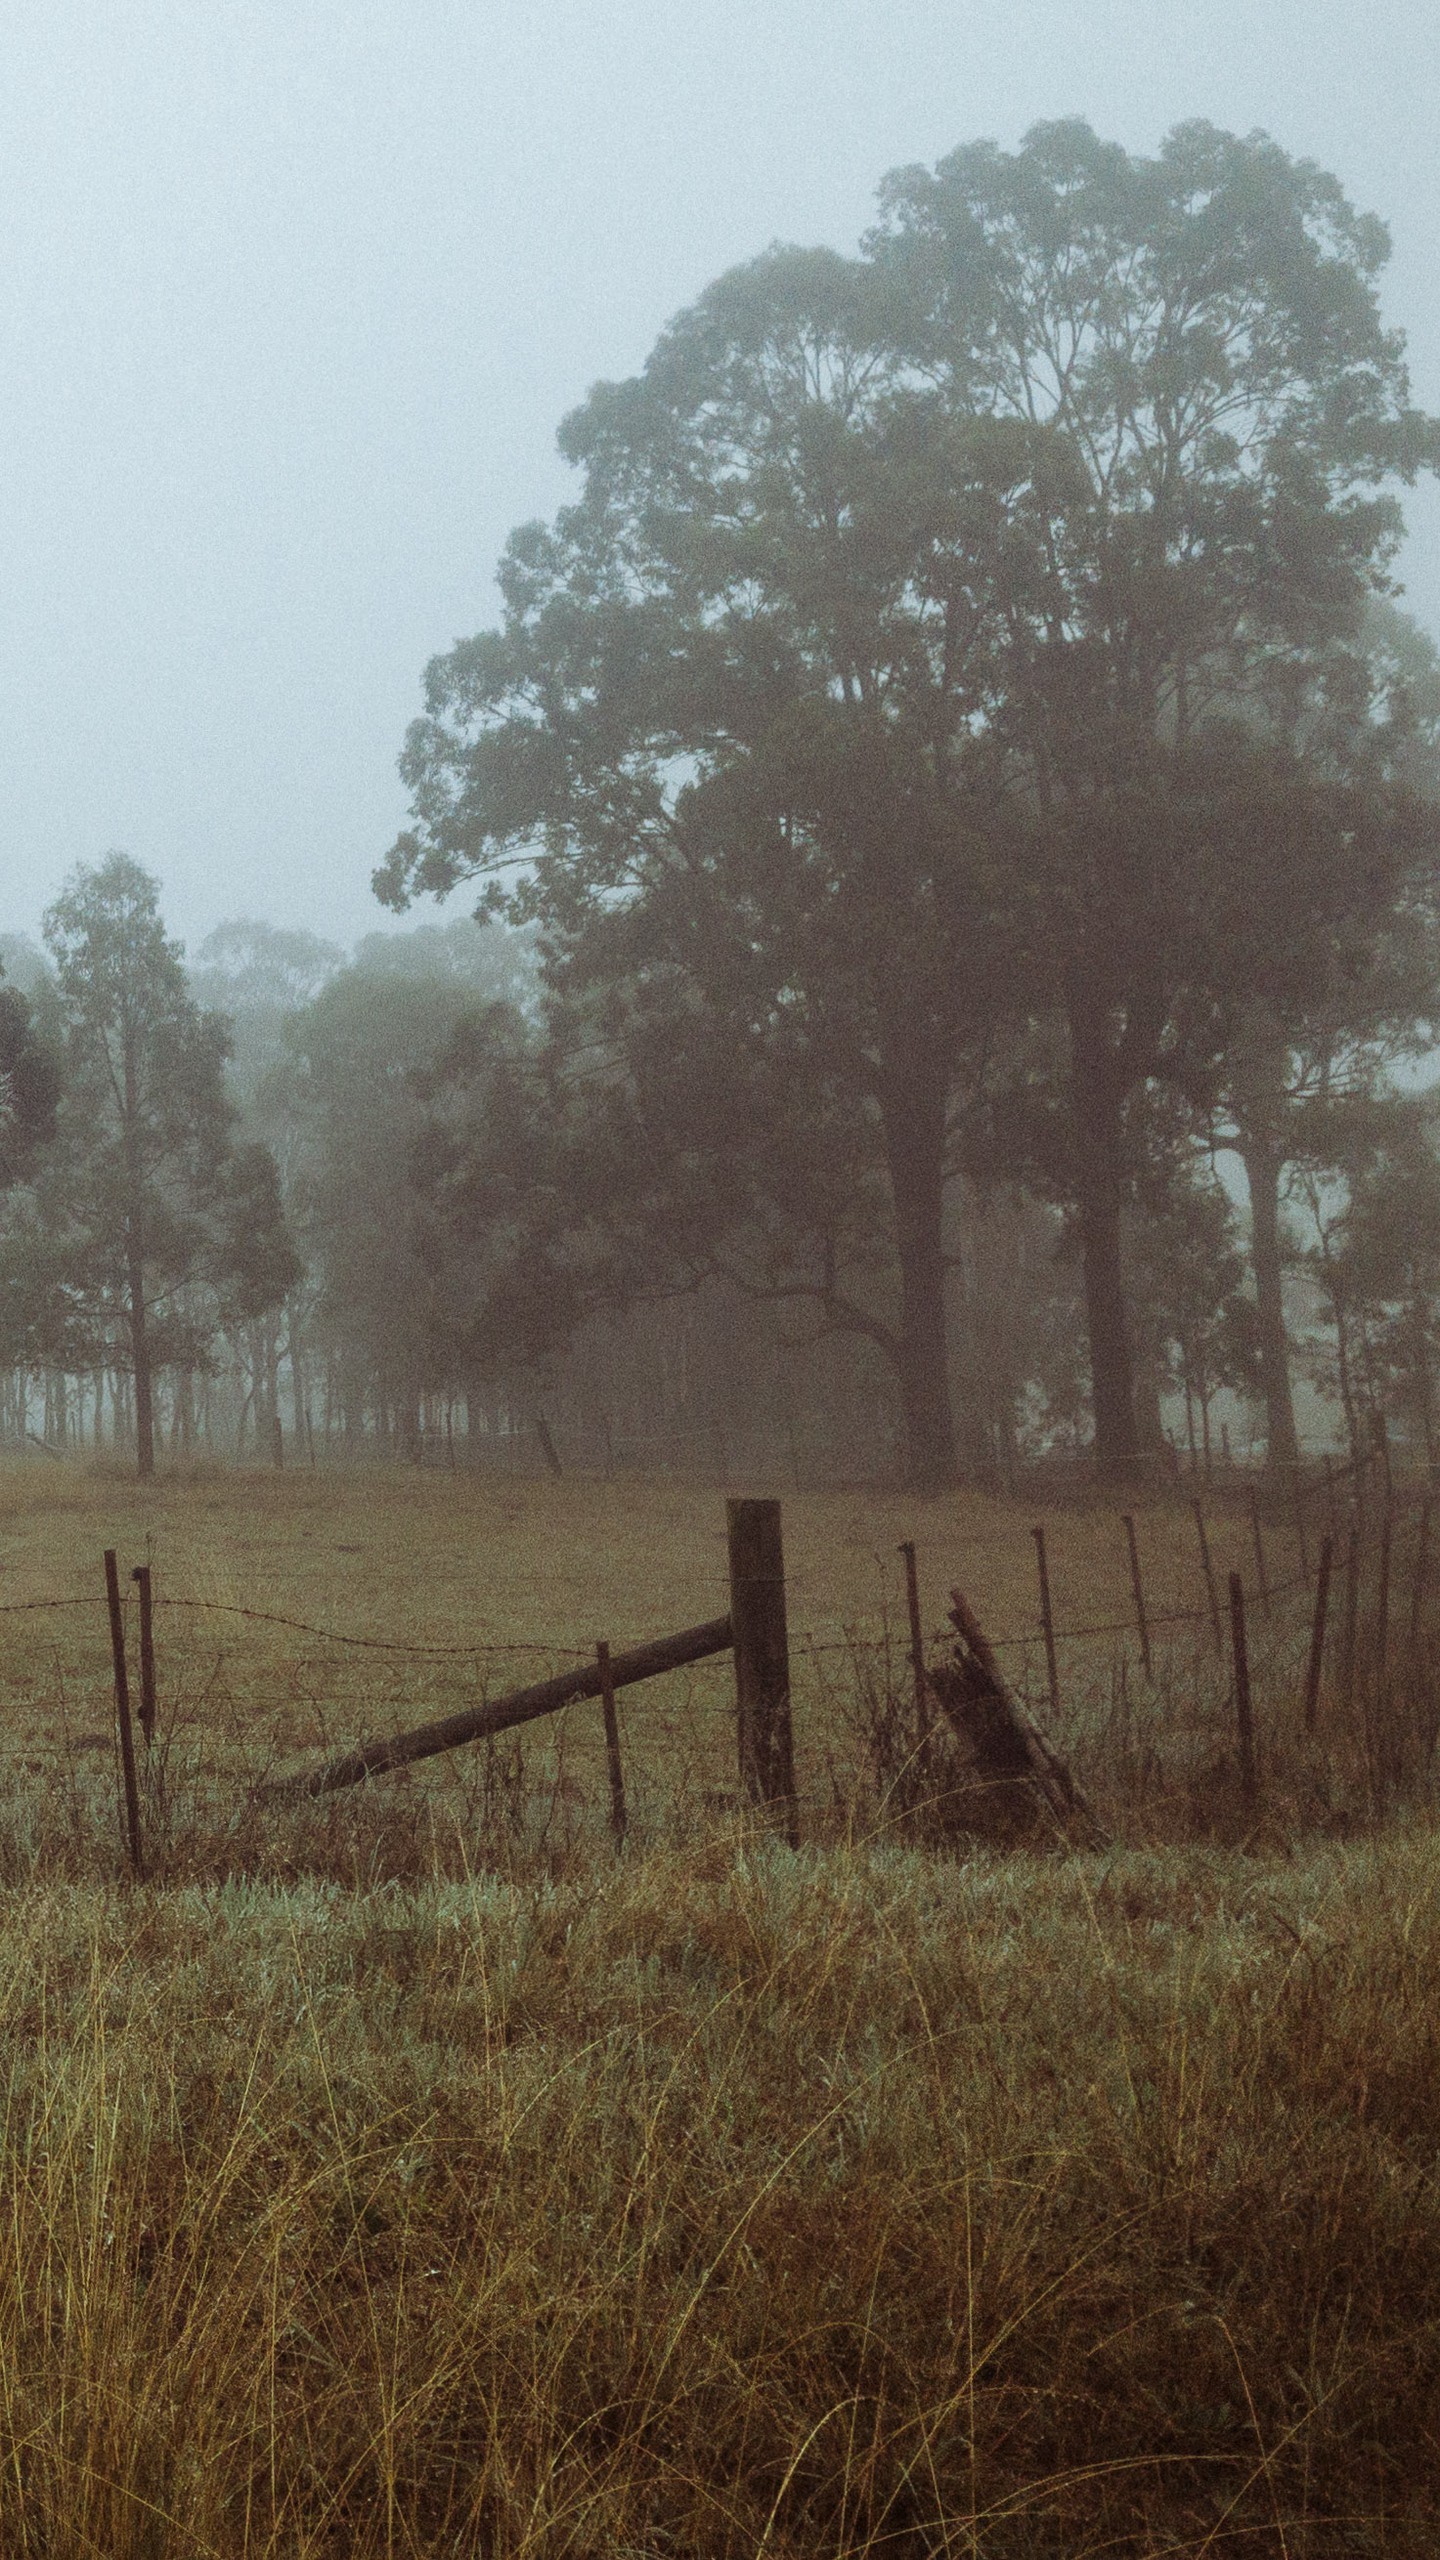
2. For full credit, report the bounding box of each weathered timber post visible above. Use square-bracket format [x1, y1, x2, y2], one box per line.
[898, 1539, 935, 1780]
[727, 1498, 798, 1845]
[103, 1550, 144, 1878]
[1030, 1524, 1061, 1722]
[535, 1413, 563, 1480]
[1192, 1499, 1222, 1655]
[1228, 1571, 1257, 1807]
[1122, 1514, 1152, 1680]
[1303, 1535, 1333, 1735]
[595, 1641, 627, 1847]
[130, 1563, 156, 1745]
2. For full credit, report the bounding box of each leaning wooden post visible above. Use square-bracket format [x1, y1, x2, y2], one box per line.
[1030, 1523, 1061, 1722]
[1192, 1499, 1222, 1655]
[1249, 1490, 1270, 1615]
[898, 1540, 934, 1770]
[595, 1641, 627, 1847]
[727, 1498, 798, 1846]
[103, 1550, 144, 1879]
[130, 1563, 156, 1745]
[1303, 1534, 1333, 1734]
[1410, 1498, 1433, 1652]
[1228, 1571, 1258, 1806]
[1122, 1514, 1152, 1680]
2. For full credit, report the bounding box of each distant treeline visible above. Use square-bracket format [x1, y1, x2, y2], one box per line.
[7, 118, 1440, 1486]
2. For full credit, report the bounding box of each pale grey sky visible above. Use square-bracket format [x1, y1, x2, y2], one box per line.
[1, 0, 1437, 953]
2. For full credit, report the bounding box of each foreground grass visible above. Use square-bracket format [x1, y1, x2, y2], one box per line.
[0, 1832, 1436, 2556]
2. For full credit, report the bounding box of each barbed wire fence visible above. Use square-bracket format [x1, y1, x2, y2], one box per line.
[2, 1436, 1433, 1869]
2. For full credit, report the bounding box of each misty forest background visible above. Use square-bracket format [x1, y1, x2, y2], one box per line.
[6, 118, 1440, 1494]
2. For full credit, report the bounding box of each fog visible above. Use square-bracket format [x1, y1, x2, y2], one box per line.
[0, 0, 1437, 951]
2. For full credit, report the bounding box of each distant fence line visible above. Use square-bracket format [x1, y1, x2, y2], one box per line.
[7, 1446, 1433, 1875]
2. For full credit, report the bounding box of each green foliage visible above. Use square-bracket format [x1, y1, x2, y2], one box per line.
[381, 119, 1440, 1480]
[0, 858, 297, 1461]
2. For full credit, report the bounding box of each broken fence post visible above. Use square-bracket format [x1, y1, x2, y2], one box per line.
[1227, 1571, 1258, 1807]
[727, 1497, 798, 1846]
[103, 1550, 144, 1879]
[933, 1585, 1097, 1840]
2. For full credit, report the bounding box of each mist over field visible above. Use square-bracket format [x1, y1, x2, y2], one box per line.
[4, 11, 1440, 2555]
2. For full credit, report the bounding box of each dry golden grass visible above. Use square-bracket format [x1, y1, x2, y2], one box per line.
[0, 1830, 1437, 2554]
[0, 1459, 1432, 2554]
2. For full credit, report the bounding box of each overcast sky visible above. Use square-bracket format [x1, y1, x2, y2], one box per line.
[1, 0, 1438, 957]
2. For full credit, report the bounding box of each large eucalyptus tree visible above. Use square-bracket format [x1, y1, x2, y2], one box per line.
[385, 119, 1438, 1483]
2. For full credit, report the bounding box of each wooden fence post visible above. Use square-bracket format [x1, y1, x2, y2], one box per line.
[130, 1564, 156, 1745]
[727, 1498, 798, 1845]
[1030, 1523, 1061, 1722]
[595, 1641, 627, 1847]
[1122, 1514, 1152, 1680]
[1228, 1571, 1258, 1807]
[898, 1540, 935, 1773]
[103, 1550, 144, 1878]
[1303, 1535, 1333, 1734]
[1192, 1499, 1222, 1655]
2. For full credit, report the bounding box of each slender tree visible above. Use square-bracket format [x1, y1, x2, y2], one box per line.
[40, 855, 295, 1476]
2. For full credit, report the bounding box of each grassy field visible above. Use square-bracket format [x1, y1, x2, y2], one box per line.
[0, 1458, 1433, 2555]
[0, 1454, 1360, 1855]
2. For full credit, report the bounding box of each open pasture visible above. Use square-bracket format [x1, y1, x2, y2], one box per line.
[0, 1463, 1430, 2552]
[0, 1457, 1356, 1872]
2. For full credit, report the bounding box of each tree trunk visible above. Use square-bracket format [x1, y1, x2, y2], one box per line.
[1068, 1002, 1138, 1481]
[128, 1245, 154, 1478]
[1240, 1130, 1300, 1473]
[121, 1034, 155, 1481]
[877, 1060, 959, 1491]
